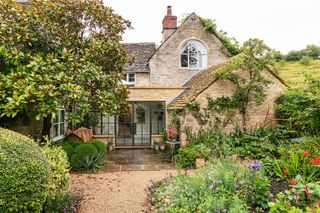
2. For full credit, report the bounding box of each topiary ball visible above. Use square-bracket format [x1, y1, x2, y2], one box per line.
[70, 154, 82, 170]
[68, 141, 82, 148]
[0, 128, 50, 212]
[60, 144, 75, 161]
[91, 141, 106, 155]
[74, 143, 98, 160]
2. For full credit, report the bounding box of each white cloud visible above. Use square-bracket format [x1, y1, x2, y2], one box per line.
[104, 0, 320, 53]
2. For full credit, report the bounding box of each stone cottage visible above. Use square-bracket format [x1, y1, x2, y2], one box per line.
[89, 6, 286, 147]
[2, 5, 286, 147]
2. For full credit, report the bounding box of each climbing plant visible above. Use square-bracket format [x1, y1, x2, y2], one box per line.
[213, 38, 275, 131]
[184, 39, 275, 131]
[199, 17, 241, 56]
[168, 109, 182, 132]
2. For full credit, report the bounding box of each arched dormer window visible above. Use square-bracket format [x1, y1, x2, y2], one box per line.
[180, 40, 208, 69]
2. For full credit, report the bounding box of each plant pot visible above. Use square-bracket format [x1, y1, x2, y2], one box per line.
[160, 144, 166, 151]
[196, 157, 205, 168]
[108, 144, 113, 151]
[154, 144, 160, 151]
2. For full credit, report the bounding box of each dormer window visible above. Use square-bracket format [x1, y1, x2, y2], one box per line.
[180, 40, 207, 69]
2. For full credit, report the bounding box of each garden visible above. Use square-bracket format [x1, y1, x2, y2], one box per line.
[148, 75, 320, 212]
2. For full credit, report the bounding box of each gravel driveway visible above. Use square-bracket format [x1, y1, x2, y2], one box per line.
[71, 170, 176, 213]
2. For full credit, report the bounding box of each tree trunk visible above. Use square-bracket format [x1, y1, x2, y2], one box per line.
[41, 115, 52, 141]
[241, 109, 247, 132]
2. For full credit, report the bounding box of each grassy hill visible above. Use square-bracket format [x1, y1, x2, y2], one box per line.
[277, 59, 320, 88]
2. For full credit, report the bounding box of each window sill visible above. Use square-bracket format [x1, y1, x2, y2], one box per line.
[52, 135, 66, 142]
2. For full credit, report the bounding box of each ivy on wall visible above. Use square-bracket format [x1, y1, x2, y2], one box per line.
[199, 17, 242, 56]
[184, 97, 236, 130]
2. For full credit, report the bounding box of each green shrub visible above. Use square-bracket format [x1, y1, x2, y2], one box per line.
[68, 141, 82, 148]
[42, 192, 81, 213]
[276, 89, 320, 135]
[0, 128, 50, 212]
[70, 154, 82, 170]
[91, 140, 106, 155]
[299, 56, 312, 65]
[43, 146, 70, 196]
[74, 143, 98, 160]
[173, 146, 200, 168]
[60, 144, 75, 161]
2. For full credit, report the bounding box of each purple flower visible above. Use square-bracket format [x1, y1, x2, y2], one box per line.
[248, 162, 261, 172]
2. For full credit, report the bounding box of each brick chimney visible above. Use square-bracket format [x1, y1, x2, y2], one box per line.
[162, 6, 177, 42]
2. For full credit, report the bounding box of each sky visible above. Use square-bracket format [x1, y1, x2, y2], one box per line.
[103, 0, 320, 54]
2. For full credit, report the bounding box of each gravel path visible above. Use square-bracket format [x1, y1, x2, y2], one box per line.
[71, 170, 176, 213]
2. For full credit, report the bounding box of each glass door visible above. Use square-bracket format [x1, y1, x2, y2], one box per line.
[117, 106, 134, 146]
[133, 103, 151, 146]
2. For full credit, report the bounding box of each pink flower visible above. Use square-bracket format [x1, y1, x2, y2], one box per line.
[167, 129, 177, 135]
[305, 185, 311, 199]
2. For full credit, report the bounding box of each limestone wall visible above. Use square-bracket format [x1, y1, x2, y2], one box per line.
[181, 70, 287, 134]
[149, 14, 228, 86]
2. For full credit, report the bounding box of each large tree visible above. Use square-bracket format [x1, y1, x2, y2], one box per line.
[0, 0, 131, 138]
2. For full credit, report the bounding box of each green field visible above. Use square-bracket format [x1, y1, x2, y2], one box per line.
[278, 60, 320, 88]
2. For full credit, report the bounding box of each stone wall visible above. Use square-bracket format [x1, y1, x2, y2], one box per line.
[181, 70, 287, 134]
[127, 87, 185, 103]
[149, 13, 228, 86]
[135, 73, 150, 86]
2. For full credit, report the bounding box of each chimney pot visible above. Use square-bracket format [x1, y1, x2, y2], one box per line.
[167, 6, 172, 16]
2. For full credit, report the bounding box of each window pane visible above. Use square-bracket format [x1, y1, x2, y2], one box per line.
[181, 44, 189, 54]
[151, 110, 165, 134]
[52, 124, 58, 137]
[189, 54, 198, 68]
[188, 43, 197, 54]
[102, 116, 115, 135]
[136, 107, 146, 123]
[52, 115, 59, 124]
[60, 110, 65, 122]
[198, 52, 202, 68]
[92, 113, 102, 135]
[128, 73, 135, 82]
[59, 123, 65, 135]
[123, 74, 127, 80]
[181, 54, 188, 67]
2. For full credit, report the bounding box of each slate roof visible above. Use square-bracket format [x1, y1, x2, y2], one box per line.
[169, 58, 288, 110]
[123, 42, 157, 73]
